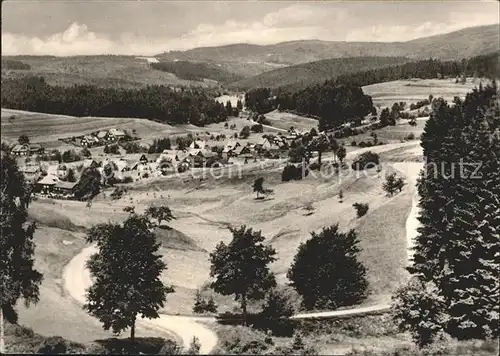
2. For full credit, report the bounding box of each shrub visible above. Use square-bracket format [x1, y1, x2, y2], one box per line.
[193, 290, 218, 314]
[110, 186, 127, 200]
[282, 164, 306, 181]
[351, 151, 380, 170]
[353, 202, 369, 217]
[383, 173, 406, 196]
[308, 161, 320, 171]
[121, 176, 134, 184]
[35, 336, 68, 354]
[158, 340, 183, 355]
[251, 124, 263, 133]
[240, 126, 251, 138]
[404, 133, 416, 141]
[351, 140, 357, 146]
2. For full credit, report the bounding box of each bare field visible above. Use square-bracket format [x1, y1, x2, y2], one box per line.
[1, 108, 185, 148]
[263, 110, 319, 132]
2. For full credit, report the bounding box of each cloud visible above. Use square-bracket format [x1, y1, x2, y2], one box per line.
[1, 2, 498, 56]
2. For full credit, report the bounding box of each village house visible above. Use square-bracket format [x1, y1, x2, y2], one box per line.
[108, 128, 127, 141]
[35, 175, 58, 194]
[96, 130, 109, 143]
[232, 145, 251, 157]
[53, 181, 78, 198]
[82, 159, 99, 170]
[189, 140, 208, 150]
[222, 140, 241, 158]
[20, 165, 41, 185]
[81, 135, 99, 147]
[11, 144, 30, 156]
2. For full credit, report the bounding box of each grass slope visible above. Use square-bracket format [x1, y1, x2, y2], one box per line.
[229, 56, 411, 90]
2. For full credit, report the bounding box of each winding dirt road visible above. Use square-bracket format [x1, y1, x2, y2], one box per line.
[63, 246, 218, 354]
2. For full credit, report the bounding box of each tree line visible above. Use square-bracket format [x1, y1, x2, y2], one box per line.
[331, 53, 499, 88]
[0, 76, 228, 126]
[275, 84, 376, 131]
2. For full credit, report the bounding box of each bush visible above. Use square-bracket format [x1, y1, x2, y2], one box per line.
[308, 161, 320, 171]
[240, 126, 251, 138]
[121, 176, 134, 184]
[251, 124, 263, 133]
[193, 290, 218, 314]
[404, 133, 416, 141]
[353, 202, 369, 217]
[282, 164, 307, 182]
[351, 151, 380, 170]
[110, 186, 127, 200]
[159, 340, 183, 355]
[383, 173, 406, 196]
[35, 336, 68, 354]
[351, 140, 357, 146]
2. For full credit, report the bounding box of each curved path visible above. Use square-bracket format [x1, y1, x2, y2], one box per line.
[63, 246, 218, 354]
[63, 148, 424, 352]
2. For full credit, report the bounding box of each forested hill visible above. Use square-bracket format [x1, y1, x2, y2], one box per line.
[0, 76, 228, 126]
[331, 52, 500, 88]
[229, 56, 411, 90]
[159, 24, 499, 65]
[243, 52, 499, 131]
[150, 61, 244, 84]
[233, 52, 499, 91]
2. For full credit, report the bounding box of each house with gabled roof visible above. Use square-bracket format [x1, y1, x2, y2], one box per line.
[11, 144, 29, 156]
[54, 181, 78, 198]
[35, 174, 58, 194]
[108, 128, 126, 141]
[81, 135, 99, 147]
[189, 140, 208, 150]
[233, 145, 251, 156]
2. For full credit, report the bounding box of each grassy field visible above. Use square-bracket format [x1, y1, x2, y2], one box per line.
[1, 55, 220, 88]
[362, 78, 483, 107]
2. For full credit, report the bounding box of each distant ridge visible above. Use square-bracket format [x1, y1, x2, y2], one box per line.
[157, 24, 499, 65]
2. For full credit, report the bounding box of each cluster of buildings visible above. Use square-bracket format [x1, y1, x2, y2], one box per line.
[11, 143, 44, 156]
[59, 128, 128, 148]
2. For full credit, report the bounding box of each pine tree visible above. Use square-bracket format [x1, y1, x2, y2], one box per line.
[442, 84, 500, 339]
[394, 82, 499, 345]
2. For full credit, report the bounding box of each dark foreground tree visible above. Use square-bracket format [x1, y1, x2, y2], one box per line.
[209, 225, 276, 325]
[0, 151, 43, 325]
[393, 82, 500, 346]
[84, 212, 174, 340]
[287, 224, 368, 310]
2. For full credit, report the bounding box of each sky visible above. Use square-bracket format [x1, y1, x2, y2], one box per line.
[2, 0, 499, 56]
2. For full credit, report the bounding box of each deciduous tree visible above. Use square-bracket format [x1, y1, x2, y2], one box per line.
[287, 224, 368, 310]
[209, 226, 276, 325]
[0, 151, 43, 325]
[84, 213, 174, 340]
